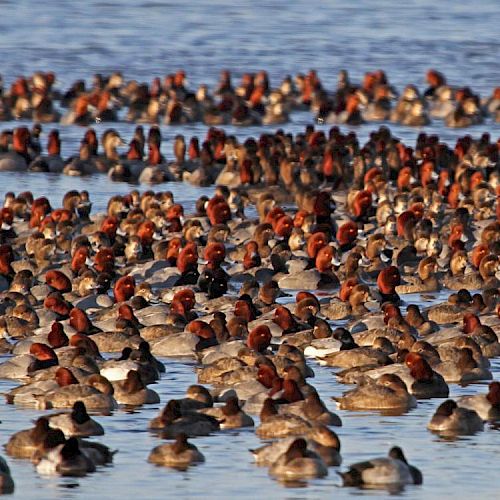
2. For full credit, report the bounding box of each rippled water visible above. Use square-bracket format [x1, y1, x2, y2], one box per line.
[0, 1, 500, 498]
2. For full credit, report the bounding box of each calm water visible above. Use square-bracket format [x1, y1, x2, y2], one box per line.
[0, 1, 500, 498]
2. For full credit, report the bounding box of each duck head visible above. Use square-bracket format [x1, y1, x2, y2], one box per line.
[247, 325, 272, 353]
[113, 275, 136, 303]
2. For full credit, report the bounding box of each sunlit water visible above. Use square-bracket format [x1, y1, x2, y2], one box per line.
[0, 1, 500, 498]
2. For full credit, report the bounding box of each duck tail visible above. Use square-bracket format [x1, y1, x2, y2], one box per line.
[338, 468, 363, 486]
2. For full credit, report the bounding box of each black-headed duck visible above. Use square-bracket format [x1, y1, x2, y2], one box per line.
[340, 446, 422, 488]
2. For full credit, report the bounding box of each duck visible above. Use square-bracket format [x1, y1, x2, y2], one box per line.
[268, 438, 328, 481]
[256, 398, 312, 439]
[0, 127, 30, 171]
[99, 347, 159, 384]
[427, 399, 484, 435]
[151, 320, 217, 357]
[63, 140, 98, 176]
[29, 129, 64, 173]
[333, 373, 417, 412]
[149, 399, 220, 437]
[0, 342, 59, 380]
[278, 392, 342, 426]
[457, 381, 500, 421]
[198, 396, 254, 429]
[405, 304, 438, 336]
[433, 347, 492, 383]
[396, 257, 440, 294]
[340, 446, 422, 488]
[47, 401, 105, 437]
[342, 352, 449, 399]
[251, 424, 341, 467]
[39, 372, 117, 411]
[112, 370, 160, 405]
[444, 254, 499, 291]
[5, 416, 66, 459]
[317, 341, 392, 369]
[401, 101, 430, 127]
[148, 433, 205, 468]
[0, 457, 14, 494]
[35, 437, 96, 477]
[174, 385, 214, 412]
[376, 266, 401, 304]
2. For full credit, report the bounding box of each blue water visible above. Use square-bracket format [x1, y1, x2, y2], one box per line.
[0, 1, 500, 499]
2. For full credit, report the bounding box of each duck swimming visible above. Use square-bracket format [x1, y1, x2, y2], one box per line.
[427, 399, 484, 435]
[268, 438, 328, 481]
[148, 433, 205, 468]
[340, 446, 422, 488]
[334, 373, 417, 412]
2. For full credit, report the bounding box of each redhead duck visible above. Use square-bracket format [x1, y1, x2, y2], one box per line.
[35, 437, 96, 477]
[461, 313, 500, 358]
[151, 319, 217, 357]
[271, 305, 310, 336]
[334, 373, 416, 412]
[199, 396, 254, 428]
[256, 398, 312, 439]
[148, 433, 205, 469]
[175, 242, 200, 285]
[362, 85, 393, 121]
[69, 307, 102, 335]
[30, 129, 64, 173]
[0, 127, 30, 171]
[376, 266, 401, 304]
[427, 399, 483, 435]
[61, 96, 93, 126]
[246, 325, 272, 353]
[345, 352, 449, 399]
[0, 457, 14, 494]
[458, 381, 500, 421]
[341, 446, 422, 488]
[112, 370, 160, 405]
[149, 399, 220, 437]
[0, 343, 58, 380]
[47, 401, 105, 437]
[114, 275, 136, 302]
[398, 352, 448, 398]
[268, 438, 328, 481]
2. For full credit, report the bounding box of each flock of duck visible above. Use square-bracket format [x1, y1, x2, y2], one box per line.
[0, 68, 499, 129]
[1, 106, 500, 191]
[0, 114, 498, 494]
